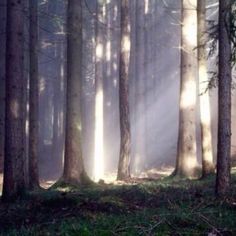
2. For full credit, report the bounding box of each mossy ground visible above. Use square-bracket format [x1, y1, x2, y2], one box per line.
[0, 172, 236, 235]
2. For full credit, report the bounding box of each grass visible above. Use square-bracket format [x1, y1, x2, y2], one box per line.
[0, 173, 236, 235]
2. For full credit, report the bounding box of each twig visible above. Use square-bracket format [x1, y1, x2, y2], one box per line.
[198, 212, 222, 236]
[146, 220, 164, 236]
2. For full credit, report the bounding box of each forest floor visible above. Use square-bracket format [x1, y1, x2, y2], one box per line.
[0, 170, 236, 235]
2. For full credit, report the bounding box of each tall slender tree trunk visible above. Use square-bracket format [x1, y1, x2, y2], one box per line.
[197, 0, 215, 177]
[216, 0, 232, 197]
[52, 54, 61, 174]
[94, 0, 105, 182]
[62, 0, 90, 185]
[175, 0, 198, 178]
[143, 1, 150, 170]
[28, 0, 40, 190]
[134, 0, 146, 174]
[129, 0, 137, 171]
[117, 0, 131, 180]
[103, 0, 112, 176]
[0, 0, 6, 174]
[23, 0, 30, 189]
[2, 0, 26, 201]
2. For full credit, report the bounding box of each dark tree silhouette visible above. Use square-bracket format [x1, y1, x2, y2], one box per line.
[216, 0, 232, 197]
[28, 0, 40, 190]
[2, 0, 27, 201]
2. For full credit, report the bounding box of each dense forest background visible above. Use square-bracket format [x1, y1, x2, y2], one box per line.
[1, 0, 230, 183]
[0, 0, 236, 234]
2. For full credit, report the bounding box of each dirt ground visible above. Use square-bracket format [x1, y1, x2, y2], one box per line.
[0, 167, 174, 196]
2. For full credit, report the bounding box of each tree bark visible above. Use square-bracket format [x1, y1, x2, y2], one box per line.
[28, 0, 40, 190]
[62, 0, 90, 185]
[117, 0, 131, 180]
[2, 0, 27, 201]
[175, 0, 198, 178]
[0, 0, 6, 174]
[216, 0, 232, 197]
[197, 0, 215, 177]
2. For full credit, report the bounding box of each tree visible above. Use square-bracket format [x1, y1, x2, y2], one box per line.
[197, 0, 215, 177]
[174, 0, 198, 178]
[28, 0, 40, 190]
[117, 0, 131, 180]
[62, 0, 90, 185]
[2, 0, 27, 201]
[0, 0, 6, 173]
[216, 0, 232, 197]
[133, 0, 146, 174]
[94, 0, 105, 182]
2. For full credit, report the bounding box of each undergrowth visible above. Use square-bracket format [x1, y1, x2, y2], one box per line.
[0, 173, 236, 235]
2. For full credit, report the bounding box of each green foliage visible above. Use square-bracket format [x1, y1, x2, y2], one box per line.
[1, 172, 236, 235]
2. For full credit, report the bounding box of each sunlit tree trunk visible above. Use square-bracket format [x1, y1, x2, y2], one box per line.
[28, 0, 40, 190]
[62, 0, 90, 185]
[134, 0, 146, 174]
[175, 0, 198, 178]
[117, 0, 131, 180]
[216, 0, 232, 197]
[0, 0, 6, 173]
[2, 0, 27, 201]
[103, 0, 112, 176]
[197, 0, 215, 177]
[94, 0, 105, 182]
[81, 0, 96, 177]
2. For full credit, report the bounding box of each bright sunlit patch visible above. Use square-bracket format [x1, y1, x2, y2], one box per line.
[39, 77, 46, 94]
[114, 5, 118, 20]
[94, 90, 104, 182]
[113, 79, 117, 87]
[10, 100, 19, 118]
[185, 155, 197, 172]
[106, 40, 111, 62]
[199, 65, 211, 124]
[182, 0, 197, 47]
[199, 64, 213, 163]
[180, 80, 196, 109]
[145, 0, 149, 14]
[121, 36, 130, 53]
[76, 123, 82, 131]
[96, 43, 103, 59]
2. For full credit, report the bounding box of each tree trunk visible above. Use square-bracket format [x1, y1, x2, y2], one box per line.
[175, 0, 198, 178]
[94, 0, 105, 182]
[0, 0, 6, 174]
[134, 0, 146, 174]
[216, 0, 232, 197]
[197, 0, 215, 177]
[117, 0, 131, 180]
[129, 0, 137, 172]
[28, 0, 40, 190]
[2, 0, 26, 201]
[62, 0, 90, 185]
[52, 56, 61, 174]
